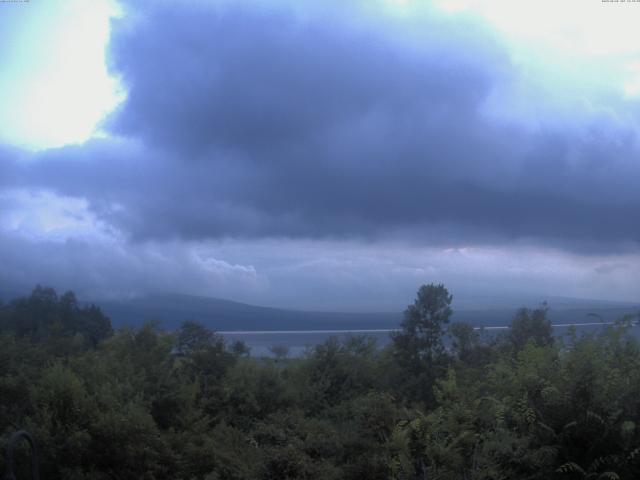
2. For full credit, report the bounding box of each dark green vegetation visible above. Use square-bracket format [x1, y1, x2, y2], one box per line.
[1, 285, 640, 479]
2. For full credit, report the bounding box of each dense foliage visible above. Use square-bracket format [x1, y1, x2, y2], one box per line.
[1, 284, 640, 479]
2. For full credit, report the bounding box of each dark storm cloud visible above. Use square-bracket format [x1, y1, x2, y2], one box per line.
[6, 0, 640, 252]
[107, 0, 496, 157]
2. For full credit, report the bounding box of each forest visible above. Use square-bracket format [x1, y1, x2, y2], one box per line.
[1, 284, 640, 480]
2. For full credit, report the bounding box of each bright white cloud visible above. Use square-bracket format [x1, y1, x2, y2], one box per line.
[0, 189, 111, 241]
[0, 0, 121, 150]
[423, 0, 640, 130]
[432, 0, 640, 56]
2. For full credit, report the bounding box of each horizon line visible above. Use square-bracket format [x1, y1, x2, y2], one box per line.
[218, 321, 624, 335]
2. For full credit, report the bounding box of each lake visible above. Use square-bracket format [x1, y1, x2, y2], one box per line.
[220, 321, 629, 357]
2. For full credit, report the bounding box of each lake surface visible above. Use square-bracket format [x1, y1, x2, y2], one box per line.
[221, 321, 629, 357]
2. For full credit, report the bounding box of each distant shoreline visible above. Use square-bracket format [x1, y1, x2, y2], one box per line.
[218, 321, 620, 335]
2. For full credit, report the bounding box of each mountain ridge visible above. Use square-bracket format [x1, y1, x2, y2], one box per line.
[95, 292, 639, 332]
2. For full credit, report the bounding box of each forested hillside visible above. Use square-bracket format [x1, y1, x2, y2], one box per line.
[1, 285, 640, 479]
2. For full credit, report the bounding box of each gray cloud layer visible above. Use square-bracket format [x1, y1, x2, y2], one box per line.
[4, 0, 640, 254]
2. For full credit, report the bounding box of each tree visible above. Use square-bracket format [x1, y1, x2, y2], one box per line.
[392, 284, 453, 363]
[176, 320, 218, 356]
[448, 322, 477, 360]
[391, 284, 453, 404]
[175, 321, 237, 408]
[509, 303, 553, 352]
[231, 340, 251, 357]
[0, 286, 112, 347]
[270, 345, 290, 362]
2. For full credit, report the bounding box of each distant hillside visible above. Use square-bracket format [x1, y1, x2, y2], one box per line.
[96, 293, 639, 332]
[98, 293, 402, 331]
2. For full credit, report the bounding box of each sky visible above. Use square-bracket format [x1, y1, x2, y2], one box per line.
[0, 0, 639, 311]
